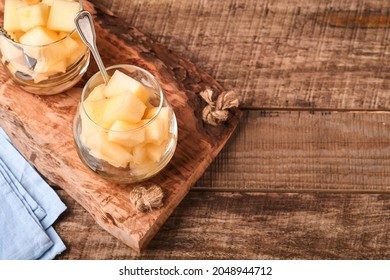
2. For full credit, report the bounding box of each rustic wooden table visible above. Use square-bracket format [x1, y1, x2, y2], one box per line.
[54, 0, 390, 259]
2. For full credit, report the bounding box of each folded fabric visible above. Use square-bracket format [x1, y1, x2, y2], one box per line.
[0, 128, 67, 260]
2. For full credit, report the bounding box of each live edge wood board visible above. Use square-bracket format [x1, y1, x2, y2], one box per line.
[0, 2, 241, 252]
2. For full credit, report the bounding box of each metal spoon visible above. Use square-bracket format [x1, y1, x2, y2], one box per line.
[74, 10, 109, 84]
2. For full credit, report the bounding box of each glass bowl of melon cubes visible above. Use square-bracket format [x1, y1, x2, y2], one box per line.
[73, 65, 178, 183]
[0, 0, 89, 95]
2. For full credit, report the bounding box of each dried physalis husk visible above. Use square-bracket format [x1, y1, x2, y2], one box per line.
[200, 88, 240, 126]
[130, 185, 164, 213]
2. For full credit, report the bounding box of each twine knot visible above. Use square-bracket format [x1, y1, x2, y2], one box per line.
[129, 185, 164, 213]
[200, 88, 240, 126]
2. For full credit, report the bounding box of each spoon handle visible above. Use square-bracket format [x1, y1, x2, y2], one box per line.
[74, 10, 109, 84]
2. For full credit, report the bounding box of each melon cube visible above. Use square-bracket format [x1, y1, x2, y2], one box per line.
[3, 0, 24, 31]
[51, 37, 79, 65]
[34, 35, 81, 67]
[34, 59, 67, 74]
[47, 0, 80, 32]
[87, 84, 105, 101]
[108, 120, 145, 148]
[65, 40, 87, 66]
[144, 107, 170, 144]
[82, 98, 108, 127]
[86, 132, 133, 168]
[102, 91, 147, 127]
[80, 106, 101, 141]
[146, 143, 167, 162]
[103, 70, 152, 103]
[61, 35, 80, 56]
[17, 3, 49, 32]
[19, 26, 59, 46]
[65, 31, 88, 65]
[130, 161, 155, 175]
[132, 144, 149, 165]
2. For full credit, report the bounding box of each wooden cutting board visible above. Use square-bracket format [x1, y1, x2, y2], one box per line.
[0, 1, 241, 252]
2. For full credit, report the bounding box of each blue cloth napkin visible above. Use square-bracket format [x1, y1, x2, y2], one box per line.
[0, 128, 67, 260]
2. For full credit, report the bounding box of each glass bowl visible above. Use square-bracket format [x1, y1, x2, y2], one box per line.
[73, 64, 178, 184]
[0, 28, 89, 95]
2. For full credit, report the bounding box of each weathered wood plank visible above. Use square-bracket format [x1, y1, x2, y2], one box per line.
[0, 1, 241, 252]
[97, 0, 390, 110]
[55, 189, 390, 260]
[195, 110, 390, 192]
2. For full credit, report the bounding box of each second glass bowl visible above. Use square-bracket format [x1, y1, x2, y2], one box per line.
[0, 30, 89, 95]
[73, 64, 178, 184]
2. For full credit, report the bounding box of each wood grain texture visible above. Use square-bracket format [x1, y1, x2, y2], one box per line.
[97, 0, 390, 110]
[0, 1, 241, 252]
[55, 189, 390, 260]
[2, 0, 390, 260]
[195, 110, 390, 192]
[53, 0, 389, 259]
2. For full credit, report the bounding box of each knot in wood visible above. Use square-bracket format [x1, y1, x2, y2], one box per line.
[129, 185, 164, 213]
[200, 88, 240, 126]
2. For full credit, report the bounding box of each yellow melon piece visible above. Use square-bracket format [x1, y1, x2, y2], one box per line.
[82, 98, 108, 127]
[59, 31, 88, 66]
[79, 90, 104, 141]
[47, 36, 81, 68]
[4, 0, 24, 31]
[80, 109, 100, 142]
[61, 35, 80, 56]
[34, 59, 67, 74]
[86, 132, 133, 168]
[61, 35, 83, 66]
[132, 144, 149, 165]
[87, 84, 105, 101]
[144, 107, 170, 144]
[39, 32, 79, 59]
[102, 91, 147, 127]
[47, 0, 80, 32]
[146, 143, 167, 162]
[130, 161, 155, 175]
[108, 120, 145, 149]
[19, 26, 59, 46]
[66, 41, 87, 67]
[17, 3, 49, 32]
[103, 70, 152, 103]
[28, 34, 82, 74]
